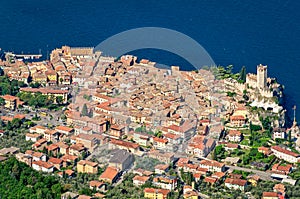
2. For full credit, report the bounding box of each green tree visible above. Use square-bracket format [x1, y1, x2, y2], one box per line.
[287, 130, 291, 141]
[239, 66, 246, 83]
[56, 96, 64, 104]
[11, 118, 22, 128]
[0, 97, 5, 106]
[29, 82, 41, 88]
[81, 103, 88, 116]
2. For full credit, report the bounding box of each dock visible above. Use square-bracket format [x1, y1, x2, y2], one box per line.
[4, 51, 42, 60]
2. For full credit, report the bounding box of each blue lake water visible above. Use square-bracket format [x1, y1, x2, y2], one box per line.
[0, 0, 299, 122]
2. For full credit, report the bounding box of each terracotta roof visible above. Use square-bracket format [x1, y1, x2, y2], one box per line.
[212, 172, 225, 179]
[193, 173, 203, 179]
[89, 180, 105, 187]
[55, 126, 74, 132]
[144, 188, 170, 196]
[228, 130, 241, 136]
[77, 195, 91, 199]
[33, 160, 53, 169]
[272, 146, 300, 158]
[61, 154, 78, 162]
[164, 133, 181, 140]
[48, 157, 62, 165]
[199, 159, 224, 168]
[58, 169, 74, 177]
[78, 160, 98, 167]
[133, 175, 150, 182]
[70, 143, 85, 151]
[47, 144, 59, 151]
[1, 116, 13, 121]
[1, 95, 19, 101]
[110, 124, 126, 131]
[153, 137, 168, 144]
[99, 166, 118, 181]
[56, 142, 69, 149]
[272, 163, 292, 173]
[225, 178, 247, 186]
[226, 143, 239, 149]
[14, 114, 26, 120]
[110, 139, 139, 149]
[262, 192, 278, 197]
[155, 164, 169, 171]
[204, 176, 218, 184]
[25, 150, 45, 158]
[273, 183, 285, 194]
[230, 115, 246, 120]
[140, 59, 149, 64]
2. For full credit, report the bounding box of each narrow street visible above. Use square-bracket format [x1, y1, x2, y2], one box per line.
[226, 165, 275, 181]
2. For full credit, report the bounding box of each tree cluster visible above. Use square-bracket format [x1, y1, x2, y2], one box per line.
[0, 157, 64, 199]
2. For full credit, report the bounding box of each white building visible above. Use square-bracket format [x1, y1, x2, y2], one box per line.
[198, 159, 225, 172]
[272, 128, 286, 140]
[32, 161, 54, 173]
[225, 178, 247, 191]
[271, 146, 300, 163]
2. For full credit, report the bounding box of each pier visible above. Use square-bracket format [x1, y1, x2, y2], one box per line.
[5, 52, 42, 60]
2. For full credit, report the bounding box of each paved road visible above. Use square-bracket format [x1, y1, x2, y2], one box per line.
[226, 165, 275, 181]
[187, 156, 276, 182]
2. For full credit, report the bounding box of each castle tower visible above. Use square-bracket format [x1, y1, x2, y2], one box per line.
[257, 64, 267, 89]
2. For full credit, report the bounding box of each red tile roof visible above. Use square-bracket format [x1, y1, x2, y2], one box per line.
[133, 175, 150, 182]
[33, 160, 53, 169]
[89, 180, 104, 188]
[153, 137, 168, 144]
[271, 146, 300, 158]
[144, 188, 170, 196]
[99, 166, 118, 182]
[228, 130, 241, 136]
[204, 176, 218, 184]
[78, 160, 98, 167]
[262, 192, 278, 197]
[199, 159, 225, 168]
[225, 178, 247, 186]
[48, 157, 62, 165]
[110, 139, 139, 149]
[61, 154, 78, 162]
[230, 115, 246, 120]
[55, 126, 74, 132]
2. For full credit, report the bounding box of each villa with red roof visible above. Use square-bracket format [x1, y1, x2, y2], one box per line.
[271, 146, 300, 163]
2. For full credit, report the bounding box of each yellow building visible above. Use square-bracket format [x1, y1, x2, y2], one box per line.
[32, 72, 47, 84]
[247, 175, 260, 187]
[183, 193, 198, 199]
[0, 95, 23, 110]
[77, 160, 98, 174]
[46, 70, 57, 85]
[144, 188, 170, 199]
